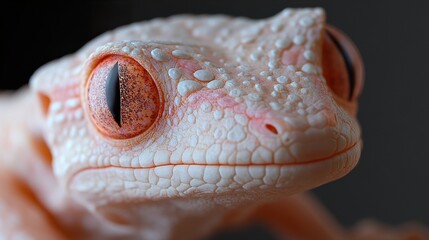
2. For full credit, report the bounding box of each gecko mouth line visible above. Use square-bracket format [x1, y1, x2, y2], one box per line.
[70, 140, 361, 180]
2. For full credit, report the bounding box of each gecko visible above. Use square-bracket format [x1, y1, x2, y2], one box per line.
[0, 7, 425, 240]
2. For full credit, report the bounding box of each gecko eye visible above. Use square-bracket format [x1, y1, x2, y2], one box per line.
[322, 26, 364, 101]
[87, 55, 161, 139]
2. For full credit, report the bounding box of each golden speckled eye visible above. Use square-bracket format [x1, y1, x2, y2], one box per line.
[87, 55, 161, 139]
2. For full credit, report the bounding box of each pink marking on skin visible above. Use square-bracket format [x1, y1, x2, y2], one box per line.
[177, 59, 201, 77]
[281, 45, 305, 66]
[185, 90, 237, 110]
[217, 95, 238, 108]
[246, 107, 270, 119]
[50, 83, 80, 101]
[233, 104, 246, 115]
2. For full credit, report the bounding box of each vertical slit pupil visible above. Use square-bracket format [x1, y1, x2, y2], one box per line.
[105, 62, 121, 126]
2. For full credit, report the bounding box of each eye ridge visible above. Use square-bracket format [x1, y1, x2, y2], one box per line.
[105, 62, 122, 126]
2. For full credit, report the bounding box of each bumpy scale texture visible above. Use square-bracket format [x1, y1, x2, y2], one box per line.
[4, 7, 429, 240]
[30, 9, 361, 208]
[5, 8, 378, 240]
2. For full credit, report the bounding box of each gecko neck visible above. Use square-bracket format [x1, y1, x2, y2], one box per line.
[82, 192, 274, 240]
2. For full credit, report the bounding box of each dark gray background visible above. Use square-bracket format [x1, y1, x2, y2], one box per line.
[2, 1, 428, 238]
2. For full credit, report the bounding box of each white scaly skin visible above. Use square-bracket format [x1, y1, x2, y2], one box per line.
[1, 8, 393, 240]
[34, 9, 361, 201]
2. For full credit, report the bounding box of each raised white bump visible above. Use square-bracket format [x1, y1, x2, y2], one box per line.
[168, 68, 182, 80]
[276, 76, 288, 83]
[65, 98, 80, 108]
[303, 50, 316, 61]
[194, 69, 214, 81]
[247, 93, 261, 102]
[177, 80, 202, 97]
[225, 79, 238, 89]
[172, 49, 191, 59]
[151, 48, 169, 61]
[207, 80, 224, 89]
[274, 84, 284, 92]
[50, 102, 62, 113]
[293, 35, 305, 45]
[275, 38, 292, 49]
[302, 63, 317, 74]
[229, 89, 244, 97]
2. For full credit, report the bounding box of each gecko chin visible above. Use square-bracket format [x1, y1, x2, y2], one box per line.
[67, 139, 361, 207]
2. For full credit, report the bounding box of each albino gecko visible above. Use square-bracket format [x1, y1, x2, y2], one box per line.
[0, 8, 427, 240]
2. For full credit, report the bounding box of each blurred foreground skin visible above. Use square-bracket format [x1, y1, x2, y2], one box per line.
[0, 8, 427, 240]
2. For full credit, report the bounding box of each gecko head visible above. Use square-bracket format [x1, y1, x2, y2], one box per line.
[30, 9, 363, 210]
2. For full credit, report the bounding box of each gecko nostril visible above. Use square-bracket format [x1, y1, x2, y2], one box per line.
[37, 93, 51, 117]
[265, 124, 279, 135]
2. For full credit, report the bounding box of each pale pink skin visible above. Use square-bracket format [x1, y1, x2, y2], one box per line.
[0, 8, 426, 240]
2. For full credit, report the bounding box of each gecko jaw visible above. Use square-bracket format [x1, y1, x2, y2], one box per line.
[67, 139, 361, 204]
[72, 139, 359, 172]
